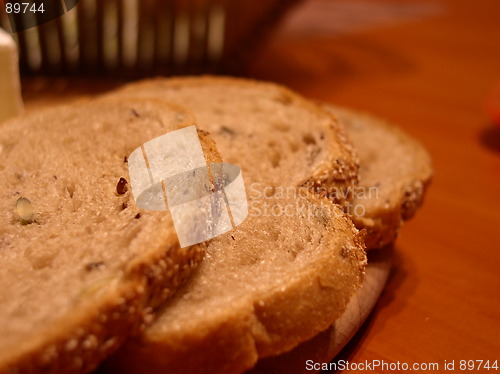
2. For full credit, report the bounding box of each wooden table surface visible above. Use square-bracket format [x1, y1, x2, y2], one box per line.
[20, 0, 500, 372]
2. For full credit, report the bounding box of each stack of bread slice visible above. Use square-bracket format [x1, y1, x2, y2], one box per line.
[0, 77, 432, 374]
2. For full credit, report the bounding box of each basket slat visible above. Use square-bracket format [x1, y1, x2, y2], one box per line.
[4, 0, 300, 76]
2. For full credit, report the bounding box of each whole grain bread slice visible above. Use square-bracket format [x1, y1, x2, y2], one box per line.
[325, 105, 433, 249]
[112, 76, 359, 205]
[105, 191, 366, 374]
[0, 96, 221, 373]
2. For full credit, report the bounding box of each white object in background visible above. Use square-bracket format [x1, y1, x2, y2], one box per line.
[0, 28, 23, 123]
[128, 126, 248, 248]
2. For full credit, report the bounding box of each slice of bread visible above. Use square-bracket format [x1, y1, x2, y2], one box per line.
[0, 97, 221, 373]
[325, 105, 433, 249]
[105, 191, 366, 374]
[112, 76, 359, 205]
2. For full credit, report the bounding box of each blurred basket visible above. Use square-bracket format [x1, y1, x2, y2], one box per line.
[0, 0, 300, 76]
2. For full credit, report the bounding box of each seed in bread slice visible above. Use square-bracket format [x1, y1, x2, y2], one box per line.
[325, 105, 433, 249]
[105, 191, 366, 374]
[0, 97, 221, 373]
[112, 76, 359, 205]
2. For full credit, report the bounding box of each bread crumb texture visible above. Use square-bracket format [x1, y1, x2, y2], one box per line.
[0, 97, 214, 373]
